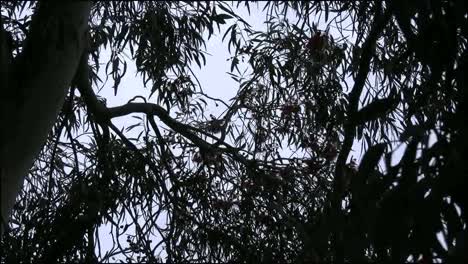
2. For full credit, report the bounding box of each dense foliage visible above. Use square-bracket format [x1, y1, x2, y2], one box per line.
[1, 1, 467, 263]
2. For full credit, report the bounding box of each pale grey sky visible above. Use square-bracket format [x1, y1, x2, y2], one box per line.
[54, 2, 446, 261]
[94, 5, 269, 262]
[91, 4, 413, 261]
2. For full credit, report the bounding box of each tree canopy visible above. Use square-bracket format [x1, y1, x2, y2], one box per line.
[1, 1, 467, 263]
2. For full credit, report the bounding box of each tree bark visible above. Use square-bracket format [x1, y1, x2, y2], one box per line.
[0, 2, 91, 234]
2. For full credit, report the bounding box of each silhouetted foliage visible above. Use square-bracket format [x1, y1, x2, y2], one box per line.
[1, 1, 467, 263]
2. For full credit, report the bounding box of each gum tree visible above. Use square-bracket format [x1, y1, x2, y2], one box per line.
[1, 1, 467, 263]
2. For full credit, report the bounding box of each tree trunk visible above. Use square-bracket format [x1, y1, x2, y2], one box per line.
[0, 2, 91, 235]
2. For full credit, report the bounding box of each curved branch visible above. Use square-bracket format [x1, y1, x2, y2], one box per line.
[108, 102, 213, 149]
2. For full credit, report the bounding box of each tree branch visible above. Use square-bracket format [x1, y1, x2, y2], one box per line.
[330, 6, 391, 263]
[76, 53, 281, 194]
[335, 7, 391, 189]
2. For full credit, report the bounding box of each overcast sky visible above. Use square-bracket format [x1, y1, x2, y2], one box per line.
[86, 3, 445, 261]
[94, 5, 269, 261]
